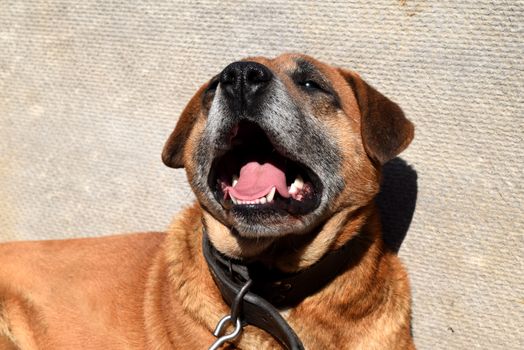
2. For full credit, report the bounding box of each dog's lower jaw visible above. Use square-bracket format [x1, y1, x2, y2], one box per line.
[202, 202, 374, 272]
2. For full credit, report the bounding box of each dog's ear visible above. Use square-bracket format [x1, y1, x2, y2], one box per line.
[162, 83, 210, 168]
[340, 69, 414, 165]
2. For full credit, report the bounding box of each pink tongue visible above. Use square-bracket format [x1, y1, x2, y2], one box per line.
[226, 162, 290, 200]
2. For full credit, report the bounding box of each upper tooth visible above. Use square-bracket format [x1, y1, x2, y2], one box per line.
[293, 176, 304, 190]
[232, 175, 238, 187]
[289, 183, 297, 194]
[266, 187, 276, 203]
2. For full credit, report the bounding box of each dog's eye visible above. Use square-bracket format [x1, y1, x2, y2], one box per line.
[300, 80, 322, 91]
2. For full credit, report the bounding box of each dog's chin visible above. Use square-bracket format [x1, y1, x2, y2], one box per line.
[218, 199, 321, 239]
[227, 205, 317, 238]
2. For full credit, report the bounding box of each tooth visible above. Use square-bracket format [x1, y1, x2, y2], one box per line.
[293, 176, 304, 190]
[254, 199, 260, 204]
[260, 197, 267, 204]
[289, 183, 297, 194]
[232, 175, 238, 187]
[266, 187, 276, 203]
[231, 195, 238, 205]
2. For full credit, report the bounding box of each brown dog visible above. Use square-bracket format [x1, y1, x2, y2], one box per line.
[0, 53, 415, 349]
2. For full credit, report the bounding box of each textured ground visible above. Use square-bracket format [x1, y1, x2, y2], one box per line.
[0, 1, 522, 349]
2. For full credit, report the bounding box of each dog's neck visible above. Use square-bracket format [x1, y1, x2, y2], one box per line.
[157, 204, 392, 349]
[203, 204, 375, 273]
[201, 204, 382, 349]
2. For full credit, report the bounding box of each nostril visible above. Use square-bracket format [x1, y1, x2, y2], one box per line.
[221, 71, 236, 85]
[219, 62, 243, 86]
[245, 69, 258, 83]
[246, 68, 263, 83]
[245, 65, 272, 85]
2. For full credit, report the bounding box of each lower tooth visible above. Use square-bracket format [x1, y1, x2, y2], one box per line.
[266, 187, 276, 202]
[294, 175, 304, 190]
[260, 197, 267, 204]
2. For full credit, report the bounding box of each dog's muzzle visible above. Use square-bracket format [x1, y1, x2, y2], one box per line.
[205, 62, 323, 222]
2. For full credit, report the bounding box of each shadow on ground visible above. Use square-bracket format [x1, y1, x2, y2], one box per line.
[376, 157, 418, 253]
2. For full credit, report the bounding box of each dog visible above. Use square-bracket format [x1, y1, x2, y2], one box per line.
[0, 53, 415, 349]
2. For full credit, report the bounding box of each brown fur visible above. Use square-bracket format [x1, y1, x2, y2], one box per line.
[0, 54, 415, 349]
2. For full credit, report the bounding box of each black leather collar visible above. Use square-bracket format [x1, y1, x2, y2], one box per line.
[202, 229, 354, 349]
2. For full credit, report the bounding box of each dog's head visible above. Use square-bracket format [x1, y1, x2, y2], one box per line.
[163, 54, 413, 262]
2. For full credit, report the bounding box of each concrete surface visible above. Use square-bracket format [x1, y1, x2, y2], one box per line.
[1, 1, 522, 348]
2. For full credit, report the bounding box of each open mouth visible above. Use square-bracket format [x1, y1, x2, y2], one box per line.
[208, 121, 322, 216]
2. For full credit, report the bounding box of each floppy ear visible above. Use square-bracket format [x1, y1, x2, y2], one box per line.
[340, 69, 414, 165]
[162, 84, 209, 168]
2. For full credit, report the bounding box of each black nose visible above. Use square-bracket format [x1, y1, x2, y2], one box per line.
[219, 61, 273, 110]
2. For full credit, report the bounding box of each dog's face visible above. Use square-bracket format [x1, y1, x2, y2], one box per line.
[163, 54, 413, 254]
